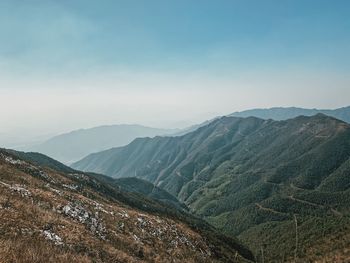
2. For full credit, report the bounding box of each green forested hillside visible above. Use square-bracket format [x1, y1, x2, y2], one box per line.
[73, 114, 350, 261]
[113, 177, 188, 210]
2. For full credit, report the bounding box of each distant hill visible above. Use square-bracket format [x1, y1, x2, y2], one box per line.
[23, 106, 350, 165]
[0, 148, 253, 262]
[230, 106, 350, 123]
[25, 124, 179, 164]
[73, 114, 350, 262]
[174, 106, 350, 137]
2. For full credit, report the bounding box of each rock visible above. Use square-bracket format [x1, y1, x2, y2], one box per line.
[42, 230, 63, 245]
[62, 184, 79, 191]
[61, 202, 106, 239]
[10, 184, 31, 197]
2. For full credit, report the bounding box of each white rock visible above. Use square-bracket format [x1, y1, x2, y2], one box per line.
[42, 230, 63, 245]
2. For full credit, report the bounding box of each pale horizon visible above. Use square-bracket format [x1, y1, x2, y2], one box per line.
[1, 0, 349, 146]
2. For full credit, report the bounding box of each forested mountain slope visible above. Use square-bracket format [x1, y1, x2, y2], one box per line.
[73, 114, 350, 261]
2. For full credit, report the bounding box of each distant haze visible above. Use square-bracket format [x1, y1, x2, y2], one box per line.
[24, 124, 179, 164]
[1, 0, 349, 145]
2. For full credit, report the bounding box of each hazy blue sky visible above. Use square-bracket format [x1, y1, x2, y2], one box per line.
[0, 0, 349, 143]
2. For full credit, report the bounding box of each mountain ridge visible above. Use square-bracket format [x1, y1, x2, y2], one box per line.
[25, 124, 179, 164]
[230, 106, 350, 123]
[72, 114, 350, 261]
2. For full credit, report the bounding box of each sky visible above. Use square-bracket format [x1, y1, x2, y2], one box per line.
[0, 0, 350, 145]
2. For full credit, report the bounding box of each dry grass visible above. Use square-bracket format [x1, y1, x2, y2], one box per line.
[0, 237, 92, 263]
[0, 154, 248, 263]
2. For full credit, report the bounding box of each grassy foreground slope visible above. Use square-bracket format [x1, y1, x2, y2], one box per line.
[0, 149, 254, 263]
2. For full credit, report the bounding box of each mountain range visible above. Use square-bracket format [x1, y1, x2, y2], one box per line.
[22, 106, 350, 166]
[73, 114, 350, 262]
[24, 125, 178, 164]
[0, 148, 253, 262]
[171, 106, 350, 136]
[230, 106, 350, 123]
[8, 105, 350, 261]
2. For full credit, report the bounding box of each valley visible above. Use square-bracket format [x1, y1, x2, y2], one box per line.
[2, 1, 349, 261]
